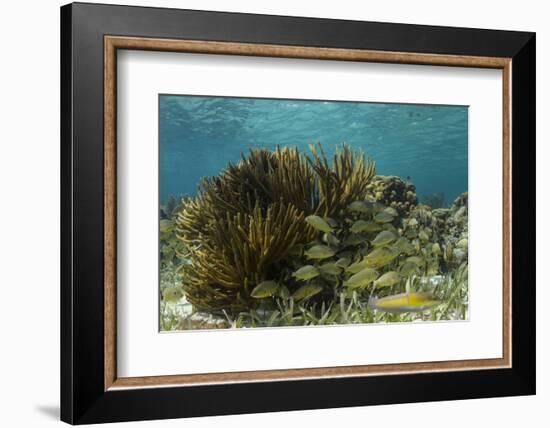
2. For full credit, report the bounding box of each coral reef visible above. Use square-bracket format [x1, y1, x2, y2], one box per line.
[308, 144, 376, 217]
[365, 175, 418, 216]
[406, 192, 468, 271]
[174, 144, 375, 313]
[159, 195, 188, 267]
[179, 202, 311, 312]
[160, 145, 469, 329]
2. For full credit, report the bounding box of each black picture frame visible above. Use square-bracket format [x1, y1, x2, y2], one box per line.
[61, 2, 535, 424]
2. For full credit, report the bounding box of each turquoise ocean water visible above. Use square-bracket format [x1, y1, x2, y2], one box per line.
[160, 95, 468, 205]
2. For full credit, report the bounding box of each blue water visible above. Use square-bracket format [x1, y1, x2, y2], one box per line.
[160, 95, 468, 206]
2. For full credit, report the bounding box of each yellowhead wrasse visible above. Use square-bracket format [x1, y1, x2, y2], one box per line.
[368, 292, 442, 313]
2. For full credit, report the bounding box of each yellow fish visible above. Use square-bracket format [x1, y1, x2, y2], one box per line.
[323, 232, 341, 247]
[305, 215, 333, 233]
[292, 283, 323, 301]
[373, 271, 400, 288]
[418, 230, 430, 243]
[364, 246, 398, 268]
[374, 211, 394, 223]
[368, 292, 442, 313]
[335, 257, 351, 269]
[432, 242, 442, 256]
[162, 287, 183, 303]
[371, 230, 397, 247]
[250, 280, 279, 298]
[457, 238, 468, 249]
[350, 219, 371, 234]
[383, 206, 398, 217]
[319, 261, 342, 276]
[292, 265, 320, 281]
[343, 234, 367, 247]
[393, 237, 416, 255]
[363, 222, 383, 233]
[304, 245, 336, 259]
[347, 200, 371, 213]
[405, 255, 425, 267]
[344, 268, 379, 289]
[399, 260, 419, 277]
[346, 258, 370, 274]
[160, 219, 174, 232]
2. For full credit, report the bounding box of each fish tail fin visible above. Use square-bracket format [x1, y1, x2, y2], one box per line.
[367, 296, 378, 310]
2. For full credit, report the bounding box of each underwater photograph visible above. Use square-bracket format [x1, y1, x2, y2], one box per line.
[159, 95, 469, 331]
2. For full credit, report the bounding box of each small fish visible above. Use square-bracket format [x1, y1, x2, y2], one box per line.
[374, 271, 401, 288]
[160, 219, 174, 232]
[374, 211, 394, 223]
[291, 265, 320, 281]
[399, 260, 419, 277]
[347, 200, 370, 213]
[250, 280, 279, 298]
[322, 275, 340, 285]
[371, 230, 397, 247]
[368, 292, 442, 313]
[335, 257, 351, 268]
[405, 255, 425, 267]
[418, 229, 429, 243]
[457, 238, 468, 249]
[292, 283, 323, 301]
[346, 258, 370, 274]
[382, 223, 398, 234]
[431, 243, 442, 256]
[359, 246, 371, 257]
[167, 235, 179, 245]
[304, 244, 336, 259]
[162, 286, 183, 303]
[288, 244, 303, 257]
[323, 232, 341, 247]
[305, 215, 333, 233]
[337, 250, 354, 259]
[393, 237, 416, 255]
[324, 217, 338, 228]
[344, 268, 379, 289]
[364, 246, 398, 268]
[383, 206, 398, 217]
[350, 219, 371, 234]
[343, 234, 367, 247]
[278, 284, 290, 299]
[364, 222, 383, 233]
[319, 261, 342, 276]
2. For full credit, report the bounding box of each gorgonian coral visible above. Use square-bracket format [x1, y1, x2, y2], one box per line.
[175, 143, 375, 312]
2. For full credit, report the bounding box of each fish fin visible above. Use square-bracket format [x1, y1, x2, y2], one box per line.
[367, 296, 378, 310]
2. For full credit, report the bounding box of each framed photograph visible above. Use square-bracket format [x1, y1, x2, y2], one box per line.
[60, 2, 535, 424]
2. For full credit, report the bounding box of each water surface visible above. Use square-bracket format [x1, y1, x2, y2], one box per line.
[160, 95, 468, 205]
